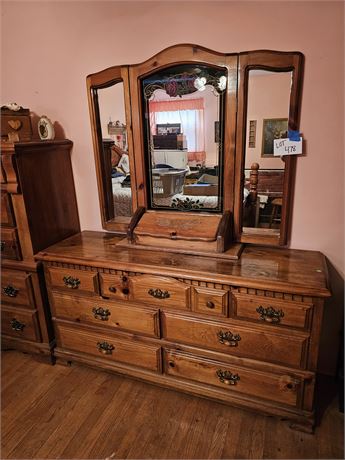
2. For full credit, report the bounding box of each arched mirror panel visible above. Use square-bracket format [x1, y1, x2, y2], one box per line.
[140, 63, 227, 212]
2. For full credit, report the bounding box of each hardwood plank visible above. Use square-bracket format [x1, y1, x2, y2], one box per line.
[60, 375, 142, 459]
[33, 372, 116, 459]
[1, 351, 343, 460]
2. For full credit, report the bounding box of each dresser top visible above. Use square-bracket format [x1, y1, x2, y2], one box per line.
[36, 231, 330, 297]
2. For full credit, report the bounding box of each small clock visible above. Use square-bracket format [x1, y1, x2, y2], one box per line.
[38, 115, 55, 140]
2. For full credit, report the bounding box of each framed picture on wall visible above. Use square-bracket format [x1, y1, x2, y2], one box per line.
[261, 118, 288, 157]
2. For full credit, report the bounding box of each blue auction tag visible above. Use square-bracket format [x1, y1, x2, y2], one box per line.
[288, 130, 301, 141]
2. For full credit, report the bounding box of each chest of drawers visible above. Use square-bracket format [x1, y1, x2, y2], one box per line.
[1, 140, 80, 358]
[37, 231, 330, 432]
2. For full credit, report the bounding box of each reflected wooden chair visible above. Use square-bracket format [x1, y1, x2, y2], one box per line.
[269, 197, 282, 228]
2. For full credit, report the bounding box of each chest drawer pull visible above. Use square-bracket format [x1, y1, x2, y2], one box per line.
[109, 286, 117, 293]
[10, 318, 25, 331]
[256, 306, 284, 323]
[206, 301, 215, 309]
[3, 285, 19, 297]
[1, 241, 5, 251]
[97, 341, 115, 355]
[216, 369, 240, 385]
[217, 330, 241, 347]
[63, 276, 81, 289]
[92, 307, 111, 321]
[148, 288, 170, 299]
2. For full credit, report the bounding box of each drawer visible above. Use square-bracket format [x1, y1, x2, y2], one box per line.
[51, 292, 160, 337]
[129, 274, 191, 310]
[161, 312, 309, 369]
[232, 292, 313, 329]
[1, 306, 41, 342]
[47, 267, 99, 295]
[1, 269, 35, 308]
[1, 228, 21, 260]
[1, 191, 15, 227]
[99, 272, 131, 301]
[192, 286, 228, 317]
[165, 350, 305, 408]
[57, 324, 161, 372]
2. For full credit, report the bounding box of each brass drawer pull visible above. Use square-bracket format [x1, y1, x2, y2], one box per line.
[148, 288, 170, 299]
[63, 276, 81, 289]
[97, 341, 114, 355]
[217, 330, 241, 347]
[256, 306, 284, 323]
[10, 318, 25, 331]
[3, 285, 19, 297]
[216, 369, 240, 385]
[92, 307, 111, 321]
[206, 300, 215, 309]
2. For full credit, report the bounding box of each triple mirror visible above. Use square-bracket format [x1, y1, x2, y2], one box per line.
[87, 45, 303, 247]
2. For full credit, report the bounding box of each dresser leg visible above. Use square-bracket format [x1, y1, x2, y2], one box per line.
[56, 357, 73, 367]
[288, 420, 315, 434]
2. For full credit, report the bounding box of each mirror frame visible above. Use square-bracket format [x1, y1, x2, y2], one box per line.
[128, 44, 238, 214]
[87, 45, 304, 247]
[233, 50, 304, 246]
[87, 65, 137, 233]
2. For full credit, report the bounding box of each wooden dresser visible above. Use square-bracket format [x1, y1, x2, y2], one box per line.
[36, 231, 330, 431]
[1, 140, 80, 359]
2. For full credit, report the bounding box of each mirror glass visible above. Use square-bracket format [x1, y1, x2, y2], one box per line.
[97, 82, 132, 218]
[242, 70, 292, 234]
[141, 64, 227, 212]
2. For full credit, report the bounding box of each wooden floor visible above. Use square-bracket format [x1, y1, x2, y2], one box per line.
[1, 350, 344, 459]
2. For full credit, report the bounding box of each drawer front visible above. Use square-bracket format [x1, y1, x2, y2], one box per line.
[1, 269, 34, 307]
[232, 292, 313, 329]
[57, 325, 161, 372]
[1, 306, 41, 342]
[165, 350, 303, 407]
[162, 312, 308, 368]
[1, 191, 15, 227]
[52, 292, 160, 337]
[1, 228, 21, 260]
[99, 273, 131, 301]
[47, 267, 99, 295]
[192, 287, 228, 317]
[129, 275, 191, 310]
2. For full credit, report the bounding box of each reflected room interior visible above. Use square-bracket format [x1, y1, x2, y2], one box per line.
[242, 70, 291, 234]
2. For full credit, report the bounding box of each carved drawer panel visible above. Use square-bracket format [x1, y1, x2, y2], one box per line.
[1, 228, 21, 260]
[1, 269, 35, 308]
[192, 287, 228, 317]
[1, 191, 15, 227]
[1, 306, 41, 342]
[51, 292, 160, 337]
[57, 324, 161, 372]
[47, 267, 99, 295]
[232, 291, 313, 330]
[165, 350, 307, 407]
[129, 275, 191, 310]
[162, 312, 309, 369]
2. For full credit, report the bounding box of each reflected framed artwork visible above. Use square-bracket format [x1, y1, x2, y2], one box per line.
[261, 118, 288, 157]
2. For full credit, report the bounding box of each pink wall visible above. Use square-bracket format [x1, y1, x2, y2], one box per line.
[2, 1, 344, 373]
